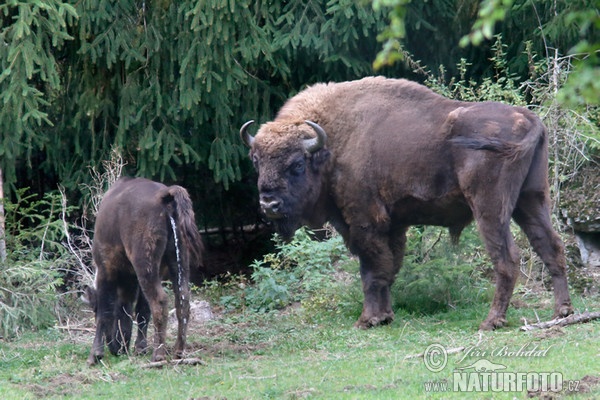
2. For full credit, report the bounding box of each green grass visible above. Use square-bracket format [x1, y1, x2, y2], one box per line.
[0, 290, 598, 400]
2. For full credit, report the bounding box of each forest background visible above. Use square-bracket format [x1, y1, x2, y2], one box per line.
[0, 0, 597, 226]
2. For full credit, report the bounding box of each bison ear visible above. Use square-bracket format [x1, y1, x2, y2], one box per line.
[310, 148, 330, 172]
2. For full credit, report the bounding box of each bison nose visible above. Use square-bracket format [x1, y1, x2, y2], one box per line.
[259, 194, 283, 219]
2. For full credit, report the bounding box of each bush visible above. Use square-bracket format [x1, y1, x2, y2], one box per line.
[393, 225, 492, 314]
[217, 227, 349, 314]
[0, 190, 67, 338]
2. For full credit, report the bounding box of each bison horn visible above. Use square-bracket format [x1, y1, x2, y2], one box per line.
[304, 120, 327, 153]
[240, 120, 255, 148]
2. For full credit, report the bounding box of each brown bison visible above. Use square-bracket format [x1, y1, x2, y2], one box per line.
[240, 76, 573, 330]
[86, 177, 204, 365]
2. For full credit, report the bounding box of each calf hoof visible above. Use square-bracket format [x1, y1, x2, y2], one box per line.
[354, 312, 394, 329]
[134, 344, 149, 356]
[479, 317, 507, 331]
[87, 352, 103, 366]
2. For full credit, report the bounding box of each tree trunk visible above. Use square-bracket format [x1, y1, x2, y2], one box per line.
[0, 168, 6, 263]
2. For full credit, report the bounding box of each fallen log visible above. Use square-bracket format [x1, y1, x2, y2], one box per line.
[141, 357, 206, 369]
[520, 311, 600, 331]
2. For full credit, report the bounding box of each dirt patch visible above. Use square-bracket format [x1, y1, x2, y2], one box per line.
[532, 326, 565, 340]
[24, 371, 124, 398]
[527, 374, 600, 399]
[575, 375, 600, 395]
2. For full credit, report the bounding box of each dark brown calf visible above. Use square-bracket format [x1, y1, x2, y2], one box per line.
[86, 177, 203, 366]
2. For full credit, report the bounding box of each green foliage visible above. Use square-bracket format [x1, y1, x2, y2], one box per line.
[1, 0, 388, 198]
[459, 0, 513, 47]
[394, 226, 491, 314]
[425, 36, 525, 104]
[218, 227, 349, 313]
[0, 190, 67, 338]
[372, 0, 411, 69]
[0, 0, 77, 186]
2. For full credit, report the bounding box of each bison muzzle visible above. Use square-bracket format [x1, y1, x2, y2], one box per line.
[241, 76, 573, 331]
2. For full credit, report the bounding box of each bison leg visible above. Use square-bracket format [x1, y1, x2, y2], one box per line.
[88, 280, 117, 366]
[350, 228, 398, 329]
[476, 218, 520, 331]
[133, 288, 151, 355]
[513, 193, 573, 318]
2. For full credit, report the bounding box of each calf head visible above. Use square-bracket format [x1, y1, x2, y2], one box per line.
[81, 286, 98, 314]
[241, 120, 330, 239]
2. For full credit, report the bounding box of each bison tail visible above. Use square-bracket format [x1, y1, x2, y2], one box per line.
[161, 186, 205, 267]
[450, 120, 544, 162]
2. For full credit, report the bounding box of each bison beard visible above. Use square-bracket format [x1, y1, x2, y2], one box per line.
[241, 76, 573, 331]
[273, 217, 298, 240]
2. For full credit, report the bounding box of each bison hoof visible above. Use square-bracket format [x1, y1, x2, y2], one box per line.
[152, 348, 166, 363]
[553, 304, 574, 319]
[354, 312, 394, 329]
[478, 317, 507, 331]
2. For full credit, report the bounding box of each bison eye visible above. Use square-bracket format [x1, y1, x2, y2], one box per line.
[288, 159, 306, 176]
[252, 154, 259, 169]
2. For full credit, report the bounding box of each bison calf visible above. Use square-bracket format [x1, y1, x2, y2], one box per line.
[86, 177, 204, 366]
[241, 76, 573, 331]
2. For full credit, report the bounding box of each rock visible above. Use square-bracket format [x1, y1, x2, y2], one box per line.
[168, 299, 214, 326]
[560, 161, 600, 268]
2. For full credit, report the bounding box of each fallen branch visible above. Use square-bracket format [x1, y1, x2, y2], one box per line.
[520, 311, 600, 331]
[141, 357, 206, 369]
[53, 325, 96, 333]
[239, 374, 277, 380]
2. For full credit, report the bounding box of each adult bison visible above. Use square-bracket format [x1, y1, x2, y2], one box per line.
[240, 76, 573, 330]
[86, 177, 204, 366]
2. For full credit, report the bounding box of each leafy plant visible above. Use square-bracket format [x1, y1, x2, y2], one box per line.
[393, 225, 492, 314]
[218, 227, 349, 313]
[0, 190, 67, 338]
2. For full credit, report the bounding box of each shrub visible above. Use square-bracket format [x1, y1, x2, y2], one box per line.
[393, 225, 492, 314]
[0, 190, 67, 338]
[219, 227, 349, 313]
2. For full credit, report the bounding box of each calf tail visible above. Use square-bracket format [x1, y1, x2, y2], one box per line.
[161, 186, 204, 268]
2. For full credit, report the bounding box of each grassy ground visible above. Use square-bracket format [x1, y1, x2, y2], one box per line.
[1, 287, 599, 399]
[1, 227, 599, 399]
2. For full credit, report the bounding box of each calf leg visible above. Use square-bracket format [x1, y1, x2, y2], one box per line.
[131, 238, 170, 362]
[109, 279, 138, 356]
[167, 258, 190, 360]
[109, 300, 133, 356]
[513, 193, 573, 318]
[133, 288, 151, 355]
[145, 283, 169, 362]
[87, 279, 117, 366]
